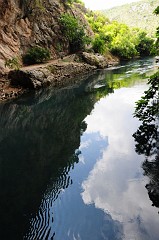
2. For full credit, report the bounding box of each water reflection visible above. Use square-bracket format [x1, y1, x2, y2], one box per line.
[133, 71, 159, 211]
[0, 83, 98, 239]
[81, 83, 159, 240]
[0, 57, 158, 239]
[26, 131, 124, 240]
[133, 123, 158, 156]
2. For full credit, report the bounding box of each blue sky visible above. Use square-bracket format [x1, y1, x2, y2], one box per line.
[82, 0, 141, 10]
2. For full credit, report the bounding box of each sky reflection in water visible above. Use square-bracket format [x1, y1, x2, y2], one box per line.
[81, 83, 159, 240]
[25, 59, 159, 240]
[1, 58, 159, 240]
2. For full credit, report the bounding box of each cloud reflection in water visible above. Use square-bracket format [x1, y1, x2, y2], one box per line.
[81, 84, 159, 240]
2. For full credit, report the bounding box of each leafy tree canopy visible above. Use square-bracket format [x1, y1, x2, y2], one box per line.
[60, 13, 89, 53]
[86, 11, 154, 59]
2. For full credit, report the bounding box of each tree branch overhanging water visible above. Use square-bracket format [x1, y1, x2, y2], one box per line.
[133, 71, 159, 209]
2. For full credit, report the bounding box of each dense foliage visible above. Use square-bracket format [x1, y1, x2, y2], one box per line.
[133, 5, 159, 157]
[134, 72, 159, 123]
[133, 81, 159, 207]
[92, 36, 106, 54]
[23, 46, 50, 65]
[60, 13, 89, 53]
[86, 12, 154, 59]
[135, 31, 154, 56]
[133, 4, 159, 213]
[154, 6, 159, 55]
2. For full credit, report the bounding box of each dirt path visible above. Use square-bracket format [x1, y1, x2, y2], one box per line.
[21, 59, 61, 71]
[0, 55, 77, 102]
[20, 54, 76, 71]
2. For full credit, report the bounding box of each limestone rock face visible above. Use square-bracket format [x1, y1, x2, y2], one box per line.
[0, 0, 32, 73]
[0, 0, 92, 73]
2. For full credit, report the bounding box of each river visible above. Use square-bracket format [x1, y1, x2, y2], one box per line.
[0, 57, 158, 240]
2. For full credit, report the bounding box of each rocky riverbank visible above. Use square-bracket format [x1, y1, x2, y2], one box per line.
[0, 61, 96, 102]
[0, 75, 26, 101]
[0, 53, 119, 102]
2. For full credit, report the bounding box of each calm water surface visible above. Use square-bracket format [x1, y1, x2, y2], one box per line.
[0, 58, 158, 239]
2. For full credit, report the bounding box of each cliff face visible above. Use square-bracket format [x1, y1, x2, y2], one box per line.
[0, 0, 93, 73]
[0, 0, 31, 72]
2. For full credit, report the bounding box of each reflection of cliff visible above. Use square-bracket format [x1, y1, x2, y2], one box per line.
[0, 83, 98, 239]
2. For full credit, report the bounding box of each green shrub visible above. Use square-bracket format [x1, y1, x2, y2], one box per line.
[23, 46, 50, 65]
[92, 36, 106, 54]
[5, 57, 21, 70]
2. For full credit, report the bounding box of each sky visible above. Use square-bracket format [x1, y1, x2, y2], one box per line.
[82, 0, 141, 10]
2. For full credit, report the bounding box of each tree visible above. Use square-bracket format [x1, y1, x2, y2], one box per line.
[133, 5, 159, 165]
[133, 72, 159, 209]
[154, 6, 159, 54]
[133, 6, 159, 211]
[86, 11, 155, 59]
[110, 34, 137, 59]
[60, 13, 89, 53]
[135, 30, 154, 56]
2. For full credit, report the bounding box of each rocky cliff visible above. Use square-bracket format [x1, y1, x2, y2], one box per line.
[0, 0, 93, 73]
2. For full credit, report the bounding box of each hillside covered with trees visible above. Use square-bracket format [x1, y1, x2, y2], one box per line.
[102, 0, 159, 37]
[85, 11, 155, 59]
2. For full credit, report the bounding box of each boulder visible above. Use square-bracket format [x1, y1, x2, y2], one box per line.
[8, 69, 51, 89]
[82, 52, 108, 69]
[8, 62, 97, 89]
